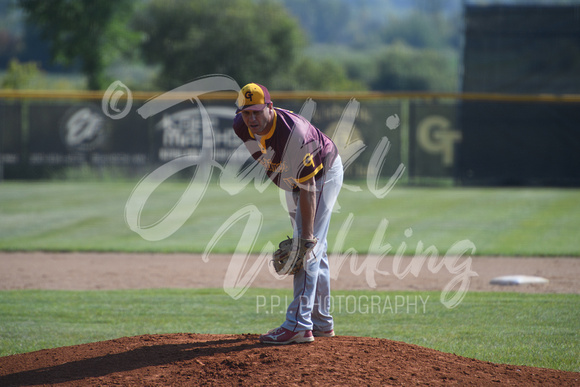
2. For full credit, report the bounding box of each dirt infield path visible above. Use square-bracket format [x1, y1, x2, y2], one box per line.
[1, 252, 578, 293]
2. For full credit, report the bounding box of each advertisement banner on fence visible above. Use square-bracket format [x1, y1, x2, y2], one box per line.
[410, 103, 461, 179]
[26, 102, 149, 166]
[5, 97, 404, 181]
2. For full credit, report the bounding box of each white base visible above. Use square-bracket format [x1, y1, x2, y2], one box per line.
[490, 275, 549, 286]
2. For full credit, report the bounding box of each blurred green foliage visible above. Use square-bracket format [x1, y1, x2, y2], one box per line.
[371, 42, 458, 91]
[4, 0, 462, 92]
[18, 0, 141, 90]
[1, 58, 40, 89]
[133, 0, 306, 90]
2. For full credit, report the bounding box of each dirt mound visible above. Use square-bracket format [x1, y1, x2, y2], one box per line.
[0, 334, 577, 386]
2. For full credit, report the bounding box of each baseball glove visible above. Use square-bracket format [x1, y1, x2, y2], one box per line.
[273, 236, 318, 275]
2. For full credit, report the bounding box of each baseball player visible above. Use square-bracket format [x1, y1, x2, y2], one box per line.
[233, 83, 343, 344]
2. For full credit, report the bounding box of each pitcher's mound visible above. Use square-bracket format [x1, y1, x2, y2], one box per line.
[0, 333, 577, 386]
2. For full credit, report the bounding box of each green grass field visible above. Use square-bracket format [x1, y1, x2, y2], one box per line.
[1, 181, 579, 372]
[1, 180, 579, 255]
[0, 289, 578, 372]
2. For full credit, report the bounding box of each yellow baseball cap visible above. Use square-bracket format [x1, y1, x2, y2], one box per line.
[236, 83, 272, 113]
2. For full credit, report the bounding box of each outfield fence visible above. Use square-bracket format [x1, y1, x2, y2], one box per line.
[1, 89, 579, 185]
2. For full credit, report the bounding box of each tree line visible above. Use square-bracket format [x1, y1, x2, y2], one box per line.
[5, 0, 460, 92]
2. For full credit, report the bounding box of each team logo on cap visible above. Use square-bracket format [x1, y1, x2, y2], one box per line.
[245, 91, 253, 101]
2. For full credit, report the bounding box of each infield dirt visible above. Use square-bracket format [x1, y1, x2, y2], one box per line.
[1, 252, 578, 293]
[1, 333, 578, 386]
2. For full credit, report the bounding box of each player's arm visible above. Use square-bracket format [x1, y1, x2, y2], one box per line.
[298, 176, 316, 240]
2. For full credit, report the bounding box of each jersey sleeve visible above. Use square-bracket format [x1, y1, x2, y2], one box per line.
[280, 117, 325, 190]
[232, 113, 247, 139]
[233, 113, 262, 159]
[294, 139, 324, 184]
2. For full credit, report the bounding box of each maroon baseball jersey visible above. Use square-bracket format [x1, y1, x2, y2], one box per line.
[233, 108, 338, 192]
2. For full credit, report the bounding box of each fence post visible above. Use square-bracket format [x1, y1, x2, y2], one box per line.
[399, 98, 410, 185]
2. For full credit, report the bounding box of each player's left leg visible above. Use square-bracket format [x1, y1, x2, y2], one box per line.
[282, 156, 343, 333]
[310, 156, 343, 334]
